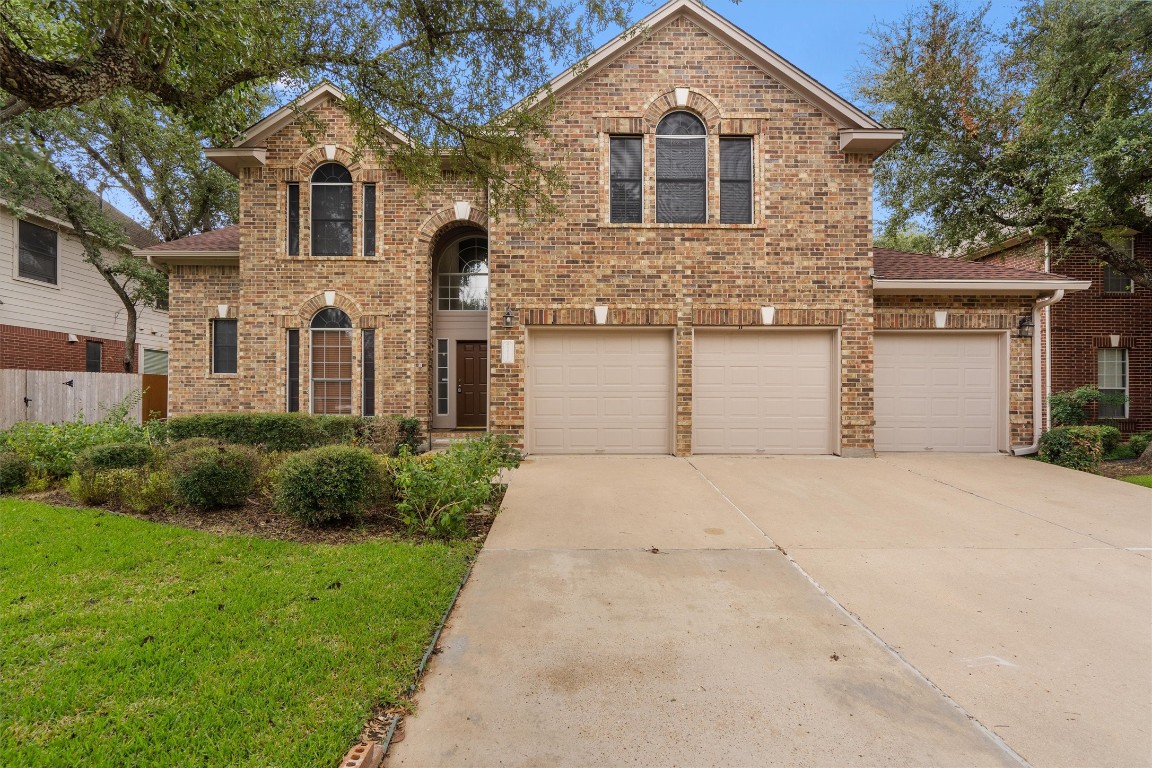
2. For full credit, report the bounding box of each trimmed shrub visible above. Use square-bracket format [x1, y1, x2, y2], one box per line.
[65, 467, 173, 512]
[1049, 386, 1102, 427]
[164, 413, 413, 454]
[0, 452, 30, 493]
[162, 437, 223, 458]
[75, 442, 154, 475]
[1129, 432, 1152, 457]
[272, 445, 388, 525]
[1038, 426, 1105, 472]
[169, 445, 261, 510]
[395, 417, 423, 455]
[1096, 425, 1122, 454]
[390, 434, 521, 539]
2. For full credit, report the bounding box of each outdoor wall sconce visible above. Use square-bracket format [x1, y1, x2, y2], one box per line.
[760, 306, 776, 325]
[934, 310, 949, 329]
[1016, 314, 1034, 338]
[594, 305, 609, 325]
[502, 307, 517, 327]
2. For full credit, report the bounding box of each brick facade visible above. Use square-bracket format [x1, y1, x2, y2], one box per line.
[0, 324, 139, 373]
[981, 235, 1151, 434]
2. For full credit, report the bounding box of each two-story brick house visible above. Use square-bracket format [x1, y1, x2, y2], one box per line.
[973, 233, 1151, 434]
[144, 0, 1088, 456]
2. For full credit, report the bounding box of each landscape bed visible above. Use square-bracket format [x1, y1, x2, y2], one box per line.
[0, 500, 477, 767]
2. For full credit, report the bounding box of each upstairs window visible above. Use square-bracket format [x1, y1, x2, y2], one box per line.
[287, 183, 300, 256]
[1103, 235, 1135, 293]
[719, 137, 753, 224]
[363, 184, 376, 257]
[18, 220, 58, 284]
[610, 136, 643, 223]
[437, 236, 489, 310]
[311, 163, 353, 255]
[656, 111, 706, 223]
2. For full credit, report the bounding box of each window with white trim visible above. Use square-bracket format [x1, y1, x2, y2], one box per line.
[1102, 235, 1135, 293]
[18, 220, 58, 284]
[436, 236, 488, 310]
[610, 136, 643, 223]
[1097, 348, 1128, 419]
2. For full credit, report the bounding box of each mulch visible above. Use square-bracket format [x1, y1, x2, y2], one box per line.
[19, 486, 504, 546]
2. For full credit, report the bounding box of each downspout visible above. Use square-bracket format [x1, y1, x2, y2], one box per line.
[1011, 277, 1065, 456]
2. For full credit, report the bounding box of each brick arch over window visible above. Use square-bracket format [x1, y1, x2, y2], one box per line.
[415, 204, 489, 249]
[643, 89, 722, 133]
[295, 145, 364, 178]
[296, 291, 364, 326]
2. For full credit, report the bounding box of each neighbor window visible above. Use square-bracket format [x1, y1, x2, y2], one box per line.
[719, 137, 753, 224]
[363, 184, 376, 257]
[610, 136, 643, 223]
[287, 183, 300, 256]
[18, 220, 58, 284]
[310, 163, 353, 255]
[436, 237, 489, 310]
[211, 318, 238, 374]
[655, 111, 706, 223]
[310, 308, 353, 414]
[1097, 348, 1128, 419]
[85, 341, 102, 373]
[1103, 236, 1135, 293]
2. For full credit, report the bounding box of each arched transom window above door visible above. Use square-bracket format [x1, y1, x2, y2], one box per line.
[436, 236, 489, 311]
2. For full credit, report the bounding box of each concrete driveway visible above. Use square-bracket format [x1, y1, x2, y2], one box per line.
[387, 455, 1151, 768]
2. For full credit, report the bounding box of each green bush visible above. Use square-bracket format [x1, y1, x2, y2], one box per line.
[0, 407, 147, 478]
[164, 413, 414, 454]
[395, 417, 423, 455]
[390, 434, 520, 539]
[1049, 386, 1102, 426]
[67, 468, 173, 512]
[162, 437, 223, 458]
[1096, 425, 1122, 453]
[1128, 432, 1152, 457]
[75, 442, 154, 475]
[169, 445, 261, 510]
[0, 452, 31, 493]
[1038, 426, 1106, 472]
[272, 446, 388, 525]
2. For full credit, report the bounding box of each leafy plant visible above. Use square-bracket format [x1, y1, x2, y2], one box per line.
[1128, 433, 1152, 457]
[1096, 425, 1122, 454]
[1049, 386, 1103, 427]
[272, 446, 388, 526]
[75, 442, 155, 475]
[164, 413, 414, 454]
[168, 445, 261, 510]
[1038, 426, 1106, 473]
[0, 452, 30, 493]
[394, 417, 423, 455]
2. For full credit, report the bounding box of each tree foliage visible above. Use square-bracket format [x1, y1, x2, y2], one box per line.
[0, 0, 636, 216]
[857, 0, 1152, 288]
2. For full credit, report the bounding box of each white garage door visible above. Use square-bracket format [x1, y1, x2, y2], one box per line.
[693, 330, 834, 454]
[874, 333, 1002, 452]
[528, 330, 672, 454]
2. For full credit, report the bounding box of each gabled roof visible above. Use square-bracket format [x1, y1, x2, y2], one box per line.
[139, 224, 240, 267]
[544, 0, 888, 132]
[873, 249, 1090, 294]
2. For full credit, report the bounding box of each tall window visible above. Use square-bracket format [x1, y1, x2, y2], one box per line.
[362, 328, 375, 417]
[311, 163, 353, 255]
[720, 137, 753, 224]
[287, 183, 300, 256]
[211, 319, 238, 374]
[1103, 235, 1135, 293]
[363, 184, 376, 257]
[286, 329, 300, 412]
[656, 111, 706, 223]
[437, 237, 489, 310]
[1097, 348, 1128, 419]
[610, 136, 643, 223]
[18, 220, 58, 284]
[85, 341, 102, 372]
[310, 308, 353, 414]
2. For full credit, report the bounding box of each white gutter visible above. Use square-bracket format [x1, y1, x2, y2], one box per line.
[873, 278, 1091, 294]
[1012, 275, 1066, 456]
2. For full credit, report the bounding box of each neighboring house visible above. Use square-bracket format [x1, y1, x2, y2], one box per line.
[0, 195, 170, 375]
[972, 233, 1151, 434]
[143, 0, 1088, 456]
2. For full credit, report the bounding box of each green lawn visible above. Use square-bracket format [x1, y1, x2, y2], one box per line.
[1120, 474, 1152, 488]
[0, 499, 475, 767]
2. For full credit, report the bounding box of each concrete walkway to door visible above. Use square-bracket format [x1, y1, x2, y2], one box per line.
[386, 455, 1151, 768]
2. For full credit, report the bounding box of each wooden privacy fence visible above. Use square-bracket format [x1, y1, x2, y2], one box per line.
[0, 369, 144, 429]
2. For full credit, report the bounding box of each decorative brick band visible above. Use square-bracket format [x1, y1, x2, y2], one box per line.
[1092, 335, 1136, 348]
[693, 308, 845, 326]
[523, 307, 677, 325]
[875, 312, 1017, 330]
[359, 315, 386, 329]
[718, 118, 762, 135]
[172, 265, 239, 277]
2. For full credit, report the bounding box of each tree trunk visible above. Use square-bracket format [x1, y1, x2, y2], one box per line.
[122, 302, 138, 372]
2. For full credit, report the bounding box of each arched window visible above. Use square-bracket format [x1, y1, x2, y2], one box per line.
[311, 163, 353, 255]
[656, 111, 706, 223]
[436, 236, 489, 310]
[310, 307, 353, 414]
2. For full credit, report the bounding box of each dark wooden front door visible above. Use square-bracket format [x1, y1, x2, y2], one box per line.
[456, 341, 488, 427]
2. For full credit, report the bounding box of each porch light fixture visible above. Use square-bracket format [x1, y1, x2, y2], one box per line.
[503, 307, 517, 327]
[1016, 314, 1034, 338]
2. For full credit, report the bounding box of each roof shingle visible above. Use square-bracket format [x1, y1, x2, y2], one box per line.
[140, 225, 240, 252]
[873, 248, 1071, 281]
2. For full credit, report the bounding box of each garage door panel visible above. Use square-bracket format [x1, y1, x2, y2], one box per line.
[693, 331, 834, 454]
[875, 333, 1000, 452]
[529, 331, 672, 454]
